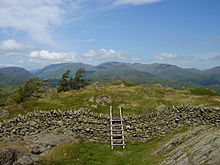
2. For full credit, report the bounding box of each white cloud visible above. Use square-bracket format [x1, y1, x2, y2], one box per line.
[28, 50, 77, 64]
[113, 0, 162, 6]
[83, 49, 130, 61]
[0, 0, 163, 45]
[0, 40, 35, 56]
[155, 53, 177, 60]
[155, 52, 193, 60]
[0, 63, 15, 68]
[0, 0, 63, 44]
[28, 49, 142, 65]
[0, 40, 33, 52]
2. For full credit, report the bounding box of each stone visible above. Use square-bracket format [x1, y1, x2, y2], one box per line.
[13, 155, 34, 165]
[0, 147, 23, 165]
[155, 105, 167, 112]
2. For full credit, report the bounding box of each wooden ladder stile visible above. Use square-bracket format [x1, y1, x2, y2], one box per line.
[110, 106, 126, 149]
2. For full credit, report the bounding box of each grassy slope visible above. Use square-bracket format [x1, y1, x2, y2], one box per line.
[2, 81, 220, 120]
[38, 127, 192, 165]
[1, 82, 219, 164]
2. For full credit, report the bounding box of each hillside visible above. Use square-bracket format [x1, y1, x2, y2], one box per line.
[1, 81, 220, 120]
[0, 73, 25, 88]
[1, 62, 219, 92]
[129, 63, 218, 85]
[33, 62, 220, 86]
[0, 82, 219, 164]
[0, 67, 32, 79]
[34, 63, 93, 79]
[204, 66, 220, 82]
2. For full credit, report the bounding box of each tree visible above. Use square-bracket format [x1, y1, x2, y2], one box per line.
[16, 78, 43, 103]
[57, 69, 71, 92]
[70, 68, 91, 90]
[70, 68, 90, 90]
[58, 68, 91, 92]
[0, 83, 3, 97]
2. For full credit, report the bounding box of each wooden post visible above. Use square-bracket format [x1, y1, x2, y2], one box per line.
[120, 107, 125, 149]
[119, 107, 123, 119]
[110, 106, 113, 149]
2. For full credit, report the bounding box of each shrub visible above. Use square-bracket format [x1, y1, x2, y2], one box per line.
[189, 88, 219, 96]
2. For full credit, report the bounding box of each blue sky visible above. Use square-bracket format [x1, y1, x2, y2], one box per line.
[0, 0, 220, 70]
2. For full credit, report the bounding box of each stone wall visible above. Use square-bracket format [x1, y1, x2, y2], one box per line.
[0, 105, 219, 142]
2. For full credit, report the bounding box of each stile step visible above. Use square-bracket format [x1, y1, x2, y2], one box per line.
[110, 124, 123, 126]
[111, 139, 125, 141]
[110, 119, 124, 122]
[111, 129, 123, 132]
[112, 144, 126, 146]
[111, 134, 124, 136]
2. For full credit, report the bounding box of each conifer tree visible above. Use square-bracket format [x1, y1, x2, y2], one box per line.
[57, 69, 71, 92]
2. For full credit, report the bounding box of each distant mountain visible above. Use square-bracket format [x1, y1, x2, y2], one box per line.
[129, 63, 219, 85]
[204, 66, 220, 79]
[34, 63, 93, 79]
[30, 69, 42, 74]
[1, 62, 219, 90]
[86, 62, 155, 78]
[33, 62, 220, 86]
[0, 67, 32, 79]
[0, 73, 25, 88]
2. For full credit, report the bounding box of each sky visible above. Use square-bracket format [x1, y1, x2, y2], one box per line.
[0, 0, 220, 70]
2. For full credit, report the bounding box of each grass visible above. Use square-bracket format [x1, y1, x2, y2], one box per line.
[189, 88, 219, 96]
[1, 82, 220, 121]
[38, 127, 193, 165]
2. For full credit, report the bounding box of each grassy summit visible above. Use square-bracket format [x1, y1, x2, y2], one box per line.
[2, 81, 220, 120]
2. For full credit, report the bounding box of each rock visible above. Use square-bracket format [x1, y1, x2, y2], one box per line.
[0, 147, 23, 165]
[155, 126, 220, 165]
[89, 97, 94, 102]
[155, 105, 167, 112]
[0, 109, 10, 118]
[95, 96, 112, 105]
[29, 144, 48, 155]
[13, 155, 35, 165]
[91, 104, 98, 109]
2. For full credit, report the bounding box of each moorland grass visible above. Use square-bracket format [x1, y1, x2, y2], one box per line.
[1, 82, 220, 121]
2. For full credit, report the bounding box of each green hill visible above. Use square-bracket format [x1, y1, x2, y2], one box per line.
[129, 63, 218, 85]
[2, 81, 220, 120]
[34, 62, 220, 86]
[0, 73, 25, 88]
[0, 67, 32, 79]
[34, 63, 93, 79]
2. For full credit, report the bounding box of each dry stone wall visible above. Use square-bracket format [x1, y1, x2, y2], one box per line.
[0, 105, 219, 143]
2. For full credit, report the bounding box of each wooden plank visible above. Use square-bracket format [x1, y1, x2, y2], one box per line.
[111, 139, 125, 141]
[111, 129, 123, 131]
[112, 134, 124, 136]
[112, 144, 126, 146]
[110, 119, 123, 122]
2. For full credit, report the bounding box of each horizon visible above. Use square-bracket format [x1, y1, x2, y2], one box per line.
[0, 61, 219, 71]
[0, 0, 220, 70]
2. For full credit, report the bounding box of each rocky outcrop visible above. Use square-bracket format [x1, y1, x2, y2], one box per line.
[153, 126, 220, 165]
[0, 109, 10, 118]
[0, 147, 22, 165]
